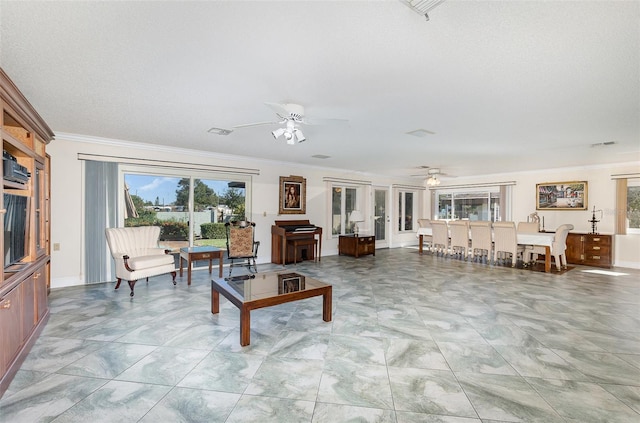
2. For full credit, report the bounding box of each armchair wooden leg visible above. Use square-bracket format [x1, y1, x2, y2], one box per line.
[115, 278, 122, 290]
[127, 280, 137, 297]
[170, 271, 177, 285]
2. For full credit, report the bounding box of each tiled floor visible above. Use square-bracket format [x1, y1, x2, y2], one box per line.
[1, 248, 640, 422]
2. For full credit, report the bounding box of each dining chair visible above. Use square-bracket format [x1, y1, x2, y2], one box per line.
[449, 220, 470, 260]
[492, 221, 521, 267]
[527, 224, 574, 270]
[429, 220, 449, 257]
[417, 218, 432, 253]
[517, 221, 540, 233]
[469, 221, 492, 263]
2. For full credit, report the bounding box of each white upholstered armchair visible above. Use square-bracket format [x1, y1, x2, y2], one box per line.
[105, 226, 177, 297]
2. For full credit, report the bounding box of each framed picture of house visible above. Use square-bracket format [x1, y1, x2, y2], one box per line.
[278, 273, 306, 294]
[536, 181, 588, 210]
[279, 175, 306, 214]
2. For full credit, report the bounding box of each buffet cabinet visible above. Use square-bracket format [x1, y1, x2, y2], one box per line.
[338, 234, 375, 258]
[565, 233, 613, 268]
[0, 67, 54, 397]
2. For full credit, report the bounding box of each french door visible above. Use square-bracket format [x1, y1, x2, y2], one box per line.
[374, 187, 390, 249]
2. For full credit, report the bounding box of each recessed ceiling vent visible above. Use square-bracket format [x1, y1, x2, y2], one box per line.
[590, 141, 617, 148]
[406, 129, 435, 137]
[399, 0, 447, 20]
[312, 154, 331, 159]
[208, 127, 233, 136]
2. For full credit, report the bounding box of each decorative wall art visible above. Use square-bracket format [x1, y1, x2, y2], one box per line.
[536, 181, 588, 210]
[279, 175, 306, 214]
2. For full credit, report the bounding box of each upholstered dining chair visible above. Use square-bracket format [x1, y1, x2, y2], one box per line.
[526, 224, 574, 270]
[469, 221, 492, 263]
[517, 221, 540, 233]
[429, 220, 449, 257]
[449, 220, 470, 260]
[225, 220, 260, 276]
[492, 221, 522, 267]
[417, 218, 432, 253]
[105, 226, 177, 297]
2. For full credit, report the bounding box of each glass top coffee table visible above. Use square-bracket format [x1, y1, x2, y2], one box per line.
[211, 271, 332, 346]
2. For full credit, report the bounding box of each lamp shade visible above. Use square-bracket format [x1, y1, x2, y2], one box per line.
[349, 210, 364, 222]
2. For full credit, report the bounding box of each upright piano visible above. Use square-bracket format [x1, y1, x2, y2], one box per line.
[271, 219, 323, 265]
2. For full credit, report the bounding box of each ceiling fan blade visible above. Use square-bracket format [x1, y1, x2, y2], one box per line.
[264, 102, 293, 116]
[302, 117, 349, 126]
[233, 120, 281, 129]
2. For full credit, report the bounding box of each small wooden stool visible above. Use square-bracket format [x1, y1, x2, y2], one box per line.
[288, 238, 318, 264]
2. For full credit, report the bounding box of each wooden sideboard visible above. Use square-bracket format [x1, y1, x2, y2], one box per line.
[565, 233, 613, 268]
[338, 234, 375, 258]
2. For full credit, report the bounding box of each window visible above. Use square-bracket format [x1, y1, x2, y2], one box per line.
[123, 167, 249, 248]
[331, 185, 358, 235]
[433, 185, 508, 222]
[398, 190, 416, 232]
[628, 180, 640, 234]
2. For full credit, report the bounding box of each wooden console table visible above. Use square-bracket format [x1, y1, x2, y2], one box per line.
[338, 234, 375, 258]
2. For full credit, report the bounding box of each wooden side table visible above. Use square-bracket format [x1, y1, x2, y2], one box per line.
[338, 234, 375, 258]
[180, 246, 224, 285]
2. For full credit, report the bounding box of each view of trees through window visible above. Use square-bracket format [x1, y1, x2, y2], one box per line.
[628, 185, 640, 229]
[124, 173, 246, 249]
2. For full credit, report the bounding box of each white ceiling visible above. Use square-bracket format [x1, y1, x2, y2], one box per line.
[1, 0, 638, 180]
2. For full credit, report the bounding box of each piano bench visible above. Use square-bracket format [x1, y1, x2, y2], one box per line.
[287, 238, 319, 264]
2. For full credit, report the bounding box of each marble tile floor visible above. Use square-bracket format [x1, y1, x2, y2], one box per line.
[1, 248, 640, 422]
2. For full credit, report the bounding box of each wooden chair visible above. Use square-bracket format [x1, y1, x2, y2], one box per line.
[105, 226, 177, 297]
[449, 220, 470, 260]
[469, 221, 492, 263]
[225, 221, 260, 276]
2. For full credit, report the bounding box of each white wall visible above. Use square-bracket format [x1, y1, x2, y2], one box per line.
[47, 136, 419, 288]
[425, 162, 640, 269]
[48, 136, 640, 289]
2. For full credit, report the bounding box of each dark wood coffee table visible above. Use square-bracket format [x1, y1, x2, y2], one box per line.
[211, 271, 332, 346]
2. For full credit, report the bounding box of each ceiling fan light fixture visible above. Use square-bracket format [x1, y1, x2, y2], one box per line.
[427, 175, 440, 186]
[294, 128, 306, 143]
[272, 127, 286, 139]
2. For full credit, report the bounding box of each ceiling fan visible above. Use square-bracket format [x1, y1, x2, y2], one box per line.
[214, 102, 348, 145]
[411, 166, 456, 186]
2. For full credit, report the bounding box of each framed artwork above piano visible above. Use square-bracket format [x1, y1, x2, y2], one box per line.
[279, 175, 306, 215]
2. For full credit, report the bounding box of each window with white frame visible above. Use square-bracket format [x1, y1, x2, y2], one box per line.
[627, 180, 640, 234]
[398, 190, 417, 232]
[433, 185, 509, 222]
[331, 185, 359, 236]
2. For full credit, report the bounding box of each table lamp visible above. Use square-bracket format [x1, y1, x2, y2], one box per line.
[349, 210, 364, 236]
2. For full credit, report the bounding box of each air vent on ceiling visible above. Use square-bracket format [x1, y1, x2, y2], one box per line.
[406, 129, 435, 137]
[399, 0, 446, 20]
[207, 127, 233, 136]
[312, 154, 331, 159]
[590, 141, 617, 148]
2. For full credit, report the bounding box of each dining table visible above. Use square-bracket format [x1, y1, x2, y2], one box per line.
[416, 227, 556, 273]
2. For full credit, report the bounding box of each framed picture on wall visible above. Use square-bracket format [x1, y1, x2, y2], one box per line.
[279, 175, 306, 214]
[536, 181, 588, 210]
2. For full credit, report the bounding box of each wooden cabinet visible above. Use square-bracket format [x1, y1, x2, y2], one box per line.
[1, 67, 54, 397]
[338, 235, 375, 258]
[566, 233, 613, 268]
